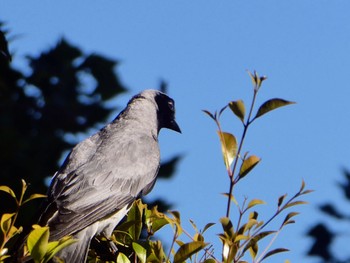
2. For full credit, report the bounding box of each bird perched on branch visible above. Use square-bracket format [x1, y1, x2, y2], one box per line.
[28, 89, 180, 262]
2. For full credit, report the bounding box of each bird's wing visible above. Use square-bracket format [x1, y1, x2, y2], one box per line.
[40, 130, 160, 240]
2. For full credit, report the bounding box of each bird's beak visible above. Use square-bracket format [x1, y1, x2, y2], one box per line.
[169, 120, 181, 133]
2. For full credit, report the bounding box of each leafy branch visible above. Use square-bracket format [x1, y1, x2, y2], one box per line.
[204, 70, 310, 263]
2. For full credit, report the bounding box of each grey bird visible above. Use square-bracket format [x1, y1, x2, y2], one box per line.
[36, 89, 181, 262]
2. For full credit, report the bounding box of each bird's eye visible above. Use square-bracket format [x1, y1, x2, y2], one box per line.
[168, 101, 174, 111]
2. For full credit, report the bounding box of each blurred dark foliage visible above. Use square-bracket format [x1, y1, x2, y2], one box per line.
[306, 169, 350, 263]
[0, 24, 181, 230]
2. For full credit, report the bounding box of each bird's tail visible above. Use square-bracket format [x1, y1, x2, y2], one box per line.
[52, 229, 92, 263]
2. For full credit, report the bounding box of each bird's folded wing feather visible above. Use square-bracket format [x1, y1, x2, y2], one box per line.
[40, 128, 160, 240]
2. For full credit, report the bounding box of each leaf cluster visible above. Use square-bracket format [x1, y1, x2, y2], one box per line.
[0, 181, 75, 263]
[89, 200, 215, 263]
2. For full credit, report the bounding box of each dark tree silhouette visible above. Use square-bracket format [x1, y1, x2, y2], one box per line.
[306, 169, 350, 263]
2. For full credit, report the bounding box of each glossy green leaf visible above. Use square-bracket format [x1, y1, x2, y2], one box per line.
[249, 241, 258, 259]
[202, 110, 216, 121]
[234, 234, 249, 242]
[173, 241, 208, 263]
[219, 105, 228, 117]
[0, 213, 14, 234]
[176, 240, 185, 247]
[147, 240, 165, 262]
[0, 186, 16, 199]
[27, 225, 49, 261]
[132, 242, 147, 263]
[255, 98, 295, 119]
[202, 222, 215, 234]
[22, 193, 47, 205]
[284, 200, 308, 209]
[117, 252, 131, 263]
[193, 233, 204, 242]
[278, 194, 287, 208]
[261, 248, 289, 261]
[169, 210, 181, 223]
[239, 155, 261, 178]
[217, 131, 237, 169]
[299, 180, 314, 195]
[246, 199, 265, 210]
[243, 231, 276, 254]
[203, 259, 217, 263]
[222, 192, 238, 205]
[168, 210, 182, 236]
[229, 100, 246, 123]
[300, 179, 306, 192]
[243, 219, 258, 233]
[220, 217, 234, 238]
[145, 207, 169, 233]
[282, 212, 299, 227]
[45, 237, 77, 263]
[189, 219, 198, 232]
[248, 70, 267, 91]
[127, 201, 143, 240]
[249, 211, 259, 220]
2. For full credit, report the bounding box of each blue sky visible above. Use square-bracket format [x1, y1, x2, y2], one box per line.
[2, 1, 350, 262]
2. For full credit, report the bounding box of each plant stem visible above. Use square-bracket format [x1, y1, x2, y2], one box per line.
[225, 90, 258, 218]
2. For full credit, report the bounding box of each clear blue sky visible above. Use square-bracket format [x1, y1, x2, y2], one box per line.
[2, 1, 350, 262]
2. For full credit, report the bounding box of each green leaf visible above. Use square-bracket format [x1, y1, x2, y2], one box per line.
[246, 199, 265, 210]
[229, 100, 246, 123]
[243, 219, 258, 233]
[169, 210, 181, 225]
[249, 241, 258, 259]
[220, 217, 234, 238]
[282, 212, 299, 227]
[173, 241, 208, 263]
[234, 234, 249, 242]
[243, 231, 276, 254]
[202, 110, 216, 121]
[219, 105, 228, 117]
[261, 248, 289, 261]
[193, 233, 204, 242]
[22, 194, 47, 205]
[300, 179, 306, 192]
[203, 259, 217, 263]
[0, 186, 16, 199]
[27, 225, 50, 261]
[168, 211, 182, 236]
[249, 211, 259, 220]
[299, 180, 314, 195]
[239, 155, 261, 178]
[217, 131, 237, 169]
[117, 252, 131, 263]
[147, 240, 165, 262]
[277, 194, 287, 208]
[151, 217, 168, 233]
[0, 213, 15, 234]
[189, 219, 198, 232]
[45, 237, 77, 263]
[255, 98, 295, 119]
[248, 70, 267, 91]
[132, 242, 147, 263]
[127, 201, 143, 240]
[145, 206, 169, 234]
[202, 222, 215, 234]
[222, 192, 238, 205]
[284, 200, 308, 209]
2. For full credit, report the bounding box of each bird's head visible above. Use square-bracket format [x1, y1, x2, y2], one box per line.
[132, 90, 181, 134]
